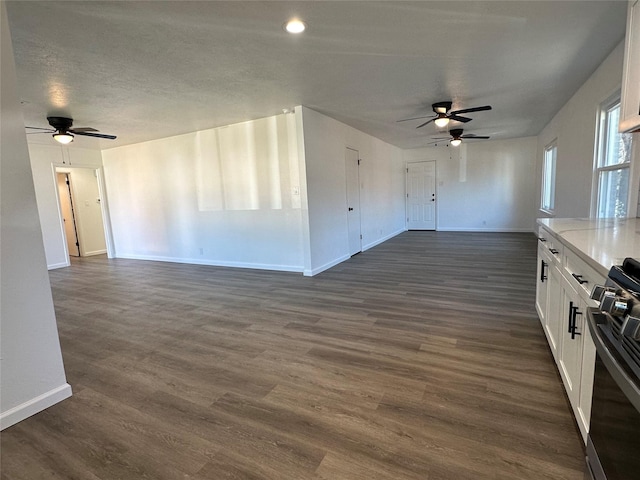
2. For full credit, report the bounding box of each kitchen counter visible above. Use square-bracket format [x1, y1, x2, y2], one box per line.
[537, 217, 640, 277]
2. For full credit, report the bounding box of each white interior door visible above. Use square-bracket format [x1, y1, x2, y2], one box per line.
[68, 168, 107, 256]
[345, 147, 362, 255]
[407, 161, 436, 230]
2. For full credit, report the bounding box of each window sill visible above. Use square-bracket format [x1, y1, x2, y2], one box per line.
[539, 208, 555, 216]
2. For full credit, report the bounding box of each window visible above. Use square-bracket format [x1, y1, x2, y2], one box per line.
[594, 97, 633, 218]
[541, 142, 557, 212]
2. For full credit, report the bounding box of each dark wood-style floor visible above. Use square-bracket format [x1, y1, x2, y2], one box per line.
[1, 232, 586, 479]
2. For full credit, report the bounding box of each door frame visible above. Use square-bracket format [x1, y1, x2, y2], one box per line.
[52, 163, 116, 266]
[406, 160, 437, 231]
[345, 146, 362, 256]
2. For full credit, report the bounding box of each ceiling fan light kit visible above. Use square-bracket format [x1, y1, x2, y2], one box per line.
[284, 19, 306, 34]
[53, 132, 74, 144]
[434, 116, 449, 128]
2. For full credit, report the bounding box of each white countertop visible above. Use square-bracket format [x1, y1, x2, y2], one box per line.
[537, 217, 640, 276]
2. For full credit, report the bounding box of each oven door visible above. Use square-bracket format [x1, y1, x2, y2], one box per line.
[586, 309, 640, 480]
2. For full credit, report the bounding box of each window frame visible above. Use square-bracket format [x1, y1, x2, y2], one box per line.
[540, 140, 557, 214]
[592, 93, 633, 219]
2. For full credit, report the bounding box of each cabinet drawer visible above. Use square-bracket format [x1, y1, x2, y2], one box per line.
[537, 226, 563, 263]
[563, 249, 605, 300]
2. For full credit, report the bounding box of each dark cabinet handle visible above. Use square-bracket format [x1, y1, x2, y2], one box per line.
[538, 237, 547, 242]
[549, 248, 559, 254]
[568, 301, 582, 339]
[348, 207, 353, 211]
[540, 260, 548, 282]
[571, 305, 582, 340]
[568, 301, 575, 333]
[571, 273, 588, 285]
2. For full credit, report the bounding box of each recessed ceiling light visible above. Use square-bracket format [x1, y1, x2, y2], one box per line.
[285, 19, 306, 34]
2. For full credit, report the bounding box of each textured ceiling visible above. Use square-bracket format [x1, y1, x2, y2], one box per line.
[6, 1, 628, 150]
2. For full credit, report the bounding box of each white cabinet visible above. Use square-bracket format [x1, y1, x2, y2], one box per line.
[545, 264, 563, 362]
[558, 275, 586, 414]
[621, 0, 640, 133]
[535, 242, 550, 325]
[536, 230, 564, 361]
[535, 225, 603, 442]
[577, 327, 596, 440]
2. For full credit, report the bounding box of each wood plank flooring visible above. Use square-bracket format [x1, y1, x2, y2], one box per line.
[0, 232, 586, 479]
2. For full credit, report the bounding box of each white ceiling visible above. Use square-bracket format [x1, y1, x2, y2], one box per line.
[6, 1, 627, 150]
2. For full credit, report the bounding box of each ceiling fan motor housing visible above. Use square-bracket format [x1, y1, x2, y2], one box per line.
[433, 101, 452, 113]
[449, 128, 464, 139]
[47, 116, 73, 132]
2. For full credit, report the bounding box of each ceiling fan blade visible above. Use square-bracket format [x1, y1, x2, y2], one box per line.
[450, 105, 492, 115]
[448, 115, 472, 123]
[462, 135, 490, 139]
[26, 131, 52, 135]
[74, 131, 117, 140]
[397, 114, 435, 123]
[25, 126, 55, 131]
[70, 127, 99, 133]
[416, 118, 436, 128]
[431, 136, 451, 140]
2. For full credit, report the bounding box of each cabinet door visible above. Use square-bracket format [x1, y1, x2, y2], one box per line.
[558, 277, 586, 410]
[621, 0, 640, 132]
[576, 327, 596, 442]
[536, 245, 550, 325]
[545, 264, 563, 361]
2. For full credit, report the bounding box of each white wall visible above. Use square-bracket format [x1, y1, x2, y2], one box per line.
[300, 107, 406, 275]
[537, 42, 638, 218]
[101, 113, 305, 272]
[0, 2, 71, 430]
[404, 137, 538, 232]
[29, 143, 105, 268]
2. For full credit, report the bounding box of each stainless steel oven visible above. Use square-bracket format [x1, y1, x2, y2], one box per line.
[585, 259, 640, 480]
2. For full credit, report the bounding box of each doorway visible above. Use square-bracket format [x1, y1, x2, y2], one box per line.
[345, 147, 362, 255]
[407, 161, 436, 230]
[55, 167, 108, 259]
[56, 172, 80, 256]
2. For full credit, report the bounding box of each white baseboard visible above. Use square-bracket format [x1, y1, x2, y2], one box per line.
[1, 383, 72, 430]
[304, 229, 405, 276]
[304, 254, 351, 277]
[435, 227, 534, 233]
[362, 228, 406, 251]
[83, 249, 107, 256]
[115, 253, 304, 274]
[47, 261, 69, 270]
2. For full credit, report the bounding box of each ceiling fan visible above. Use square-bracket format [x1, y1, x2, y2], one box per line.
[430, 128, 490, 146]
[398, 101, 492, 129]
[26, 116, 117, 144]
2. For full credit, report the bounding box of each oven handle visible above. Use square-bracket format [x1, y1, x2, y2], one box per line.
[587, 308, 640, 413]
